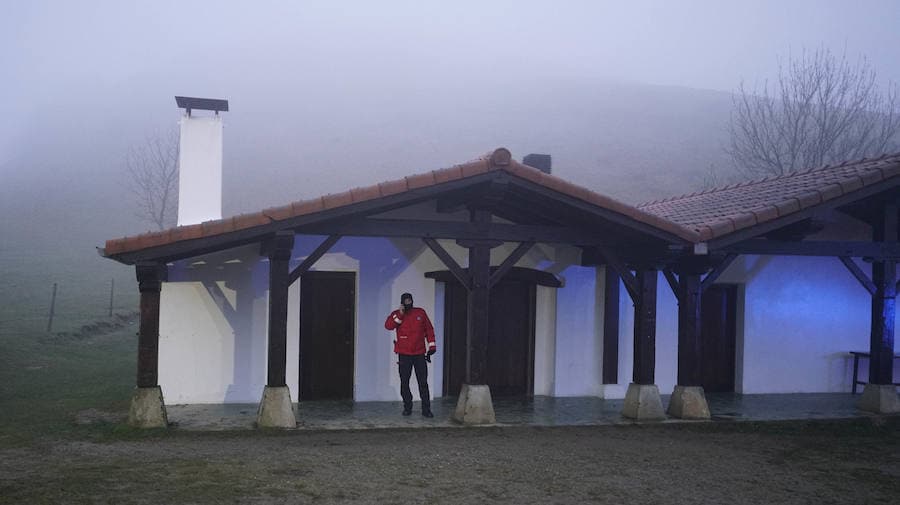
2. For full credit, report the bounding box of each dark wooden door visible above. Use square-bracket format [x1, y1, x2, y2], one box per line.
[700, 284, 737, 392]
[299, 271, 355, 400]
[443, 278, 536, 397]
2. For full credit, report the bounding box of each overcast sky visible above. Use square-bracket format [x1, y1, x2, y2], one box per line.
[3, 0, 900, 171]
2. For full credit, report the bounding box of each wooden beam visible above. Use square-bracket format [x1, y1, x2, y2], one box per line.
[425, 266, 561, 288]
[632, 268, 657, 385]
[701, 253, 737, 291]
[489, 241, 534, 288]
[718, 239, 900, 258]
[304, 218, 605, 244]
[838, 256, 876, 296]
[264, 232, 294, 387]
[288, 235, 341, 285]
[602, 267, 620, 384]
[135, 263, 167, 388]
[423, 238, 471, 289]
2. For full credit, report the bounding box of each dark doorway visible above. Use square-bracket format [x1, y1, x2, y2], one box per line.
[700, 284, 738, 392]
[442, 277, 536, 397]
[299, 271, 355, 400]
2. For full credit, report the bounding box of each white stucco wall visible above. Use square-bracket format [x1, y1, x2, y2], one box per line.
[716, 255, 900, 393]
[177, 115, 223, 226]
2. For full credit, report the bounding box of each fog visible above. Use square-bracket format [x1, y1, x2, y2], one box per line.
[1, 1, 899, 272]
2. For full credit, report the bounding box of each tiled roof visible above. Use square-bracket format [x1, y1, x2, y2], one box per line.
[102, 148, 698, 259]
[638, 154, 900, 242]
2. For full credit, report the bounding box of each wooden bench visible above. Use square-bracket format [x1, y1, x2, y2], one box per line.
[849, 351, 900, 393]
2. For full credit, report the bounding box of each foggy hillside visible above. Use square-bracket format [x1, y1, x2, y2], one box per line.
[1, 79, 734, 249]
[0, 79, 735, 329]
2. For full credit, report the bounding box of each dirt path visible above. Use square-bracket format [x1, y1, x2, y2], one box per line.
[1, 420, 898, 504]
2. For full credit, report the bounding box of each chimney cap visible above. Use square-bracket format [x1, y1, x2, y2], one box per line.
[175, 96, 229, 113]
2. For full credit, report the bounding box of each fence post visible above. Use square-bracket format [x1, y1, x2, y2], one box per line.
[46, 282, 57, 333]
[108, 278, 115, 317]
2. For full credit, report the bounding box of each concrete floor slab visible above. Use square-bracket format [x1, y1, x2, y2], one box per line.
[165, 393, 886, 431]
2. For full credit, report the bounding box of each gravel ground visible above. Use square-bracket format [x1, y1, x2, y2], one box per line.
[1, 418, 898, 504]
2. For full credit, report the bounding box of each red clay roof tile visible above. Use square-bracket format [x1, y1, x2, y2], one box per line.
[639, 153, 900, 241]
[405, 172, 436, 190]
[433, 165, 463, 184]
[378, 178, 408, 197]
[233, 212, 271, 231]
[293, 197, 325, 216]
[350, 185, 382, 203]
[262, 204, 294, 221]
[322, 191, 354, 210]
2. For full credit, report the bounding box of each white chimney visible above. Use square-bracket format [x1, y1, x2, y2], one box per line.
[175, 96, 228, 226]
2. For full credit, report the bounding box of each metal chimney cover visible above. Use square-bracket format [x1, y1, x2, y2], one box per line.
[175, 96, 229, 113]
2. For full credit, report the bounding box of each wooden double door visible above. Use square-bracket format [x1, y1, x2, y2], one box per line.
[298, 271, 355, 400]
[442, 278, 536, 397]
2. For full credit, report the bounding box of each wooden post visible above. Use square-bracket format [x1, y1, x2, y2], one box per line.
[465, 209, 493, 385]
[602, 267, 619, 384]
[46, 282, 57, 333]
[675, 271, 703, 386]
[870, 203, 897, 386]
[136, 264, 166, 387]
[632, 268, 657, 385]
[264, 232, 295, 387]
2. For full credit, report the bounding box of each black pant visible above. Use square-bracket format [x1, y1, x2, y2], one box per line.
[398, 354, 430, 412]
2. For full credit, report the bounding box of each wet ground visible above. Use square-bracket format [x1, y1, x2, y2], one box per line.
[167, 392, 873, 430]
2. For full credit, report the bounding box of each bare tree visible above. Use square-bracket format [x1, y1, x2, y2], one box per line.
[126, 130, 179, 230]
[728, 47, 900, 178]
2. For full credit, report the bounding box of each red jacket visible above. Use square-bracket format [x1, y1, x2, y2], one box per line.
[384, 307, 436, 356]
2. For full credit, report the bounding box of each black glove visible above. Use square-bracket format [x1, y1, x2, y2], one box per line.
[427, 349, 436, 357]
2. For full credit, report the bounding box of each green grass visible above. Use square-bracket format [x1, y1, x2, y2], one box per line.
[0, 316, 138, 447]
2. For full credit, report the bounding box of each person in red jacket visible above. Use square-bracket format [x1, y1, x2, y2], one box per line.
[384, 292, 436, 417]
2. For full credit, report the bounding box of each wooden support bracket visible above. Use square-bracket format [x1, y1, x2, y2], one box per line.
[423, 237, 471, 290]
[839, 256, 876, 296]
[489, 241, 534, 288]
[289, 235, 341, 285]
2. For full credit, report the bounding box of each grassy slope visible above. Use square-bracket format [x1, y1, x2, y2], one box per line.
[0, 321, 137, 447]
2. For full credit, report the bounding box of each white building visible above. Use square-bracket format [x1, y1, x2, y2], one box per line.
[102, 99, 900, 428]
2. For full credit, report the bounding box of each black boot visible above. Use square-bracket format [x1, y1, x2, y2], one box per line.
[402, 406, 412, 416]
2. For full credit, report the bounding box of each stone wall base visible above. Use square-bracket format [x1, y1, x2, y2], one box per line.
[257, 386, 297, 428]
[623, 383, 665, 420]
[452, 384, 496, 425]
[667, 385, 710, 419]
[128, 386, 168, 428]
[858, 383, 900, 414]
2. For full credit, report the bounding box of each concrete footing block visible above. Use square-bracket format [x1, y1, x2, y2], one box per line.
[858, 384, 900, 414]
[623, 383, 666, 420]
[452, 384, 496, 425]
[128, 386, 168, 428]
[257, 386, 297, 428]
[667, 385, 711, 420]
